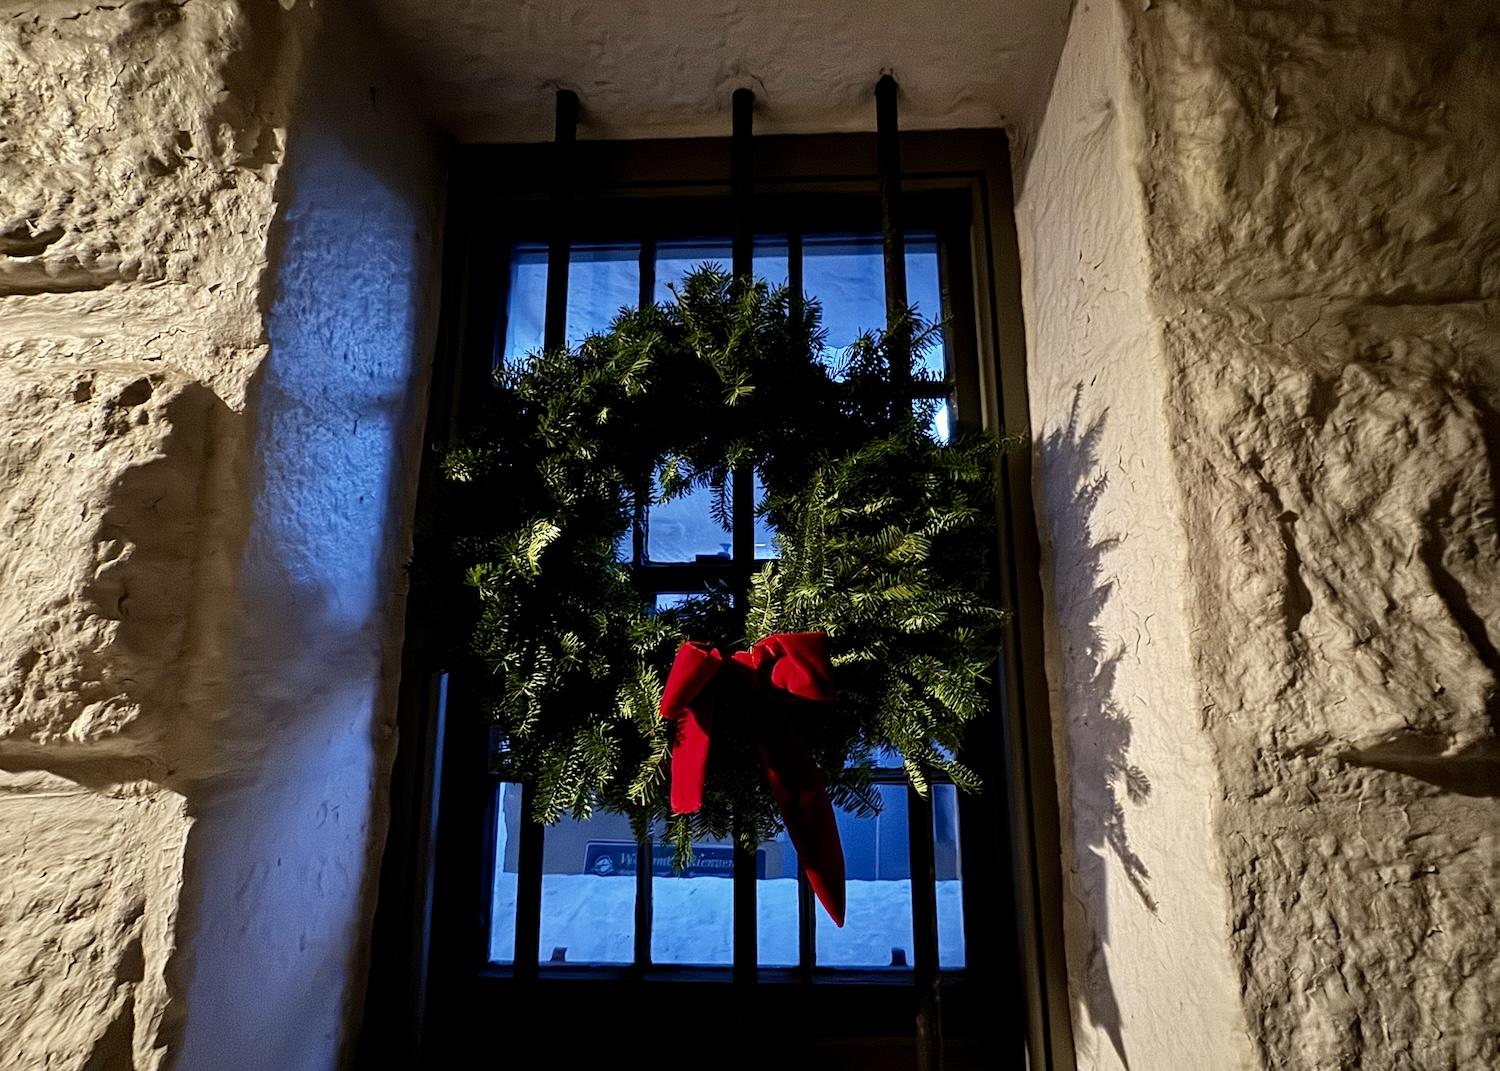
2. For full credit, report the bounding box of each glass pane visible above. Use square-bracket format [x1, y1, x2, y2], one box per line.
[538, 810, 637, 965]
[874, 742, 956, 768]
[655, 239, 729, 302]
[915, 396, 955, 444]
[756, 237, 790, 289]
[652, 834, 737, 965]
[500, 244, 548, 367]
[654, 237, 789, 303]
[488, 781, 523, 963]
[801, 233, 947, 380]
[752, 470, 777, 559]
[647, 478, 730, 563]
[567, 242, 639, 346]
[653, 592, 697, 613]
[818, 784, 913, 967]
[906, 235, 948, 381]
[933, 784, 966, 969]
[802, 235, 884, 374]
[758, 830, 798, 966]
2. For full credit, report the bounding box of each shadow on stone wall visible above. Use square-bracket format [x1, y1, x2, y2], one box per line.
[1040, 386, 1157, 1070]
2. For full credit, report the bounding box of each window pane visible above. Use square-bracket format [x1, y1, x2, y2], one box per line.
[933, 784, 966, 969]
[802, 235, 884, 374]
[818, 784, 914, 967]
[752, 469, 777, 559]
[488, 781, 523, 963]
[915, 396, 956, 444]
[647, 478, 730, 563]
[567, 242, 640, 346]
[653, 592, 697, 613]
[906, 235, 948, 381]
[655, 237, 788, 303]
[802, 233, 946, 380]
[655, 239, 729, 302]
[500, 244, 548, 367]
[874, 743, 957, 768]
[536, 811, 637, 965]
[755, 237, 790, 289]
[652, 834, 737, 965]
[758, 830, 798, 966]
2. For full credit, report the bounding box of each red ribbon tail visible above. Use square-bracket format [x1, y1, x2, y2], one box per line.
[669, 708, 711, 814]
[660, 643, 725, 814]
[757, 722, 846, 928]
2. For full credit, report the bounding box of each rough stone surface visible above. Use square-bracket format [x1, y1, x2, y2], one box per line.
[1, 3, 310, 1065]
[0, 367, 217, 747]
[0, 773, 189, 1071]
[1133, 3, 1500, 1068]
[0, 1, 443, 1068]
[364, 0, 1073, 142]
[1019, 0, 1500, 1068]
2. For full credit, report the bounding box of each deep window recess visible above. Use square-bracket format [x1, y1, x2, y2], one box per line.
[363, 127, 1071, 1071]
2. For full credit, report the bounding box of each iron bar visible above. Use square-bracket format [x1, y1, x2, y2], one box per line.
[730, 86, 759, 989]
[879, 72, 944, 1071]
[633, 236, 657, 970]
[513, 782, 545, 981]
[517, 88, 581, 985]
[797, 860, 816, 978]
[544, 90, 580, 353]
[908, 785, 945, 1070]
[634, 832, 654, 969]
[876, 74, 912, 394]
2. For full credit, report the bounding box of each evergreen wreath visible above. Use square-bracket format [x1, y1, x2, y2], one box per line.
[426, 267, 1012, 865]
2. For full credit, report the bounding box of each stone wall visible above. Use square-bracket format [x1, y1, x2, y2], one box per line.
[1017, 1, 1500, 1068]
[0, 2, 444, 1067]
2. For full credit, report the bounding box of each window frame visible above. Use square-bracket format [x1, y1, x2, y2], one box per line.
[361, 130, 1074, 1071]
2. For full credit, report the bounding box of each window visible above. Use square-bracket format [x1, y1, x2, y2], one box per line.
[367, 132, 1058, 1068]
[486, 228, 965, 973]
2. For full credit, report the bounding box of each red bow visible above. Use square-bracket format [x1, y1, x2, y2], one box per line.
[659, 632, 846, 927]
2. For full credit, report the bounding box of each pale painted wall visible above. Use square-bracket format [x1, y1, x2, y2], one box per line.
[1013, 2, 1253, 1068]
[172, 4, 444, 1068]
[1017, 1, 1500, 1068]
[0, 1, 443, 1068]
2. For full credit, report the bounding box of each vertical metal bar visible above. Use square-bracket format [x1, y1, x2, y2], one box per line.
[635, 832, 654, 970]
[788, 232, 804, 318]
[786, 230, 816, 981]
[908, 787, 944, 1069]
[876, 74, 911, 395]
[515, 88, 579, 985]
[633, 237, 655, 569]
[731, 88, 755, 283]
[513, 783, 545, 981]
[797, 860, 816, 977]
[544, 90, 580, 353]
[632, 239, 659, 972]
[730, 89, 757, 589]
[880, 72, 943, 1071]
[730, 87, 759, 989]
